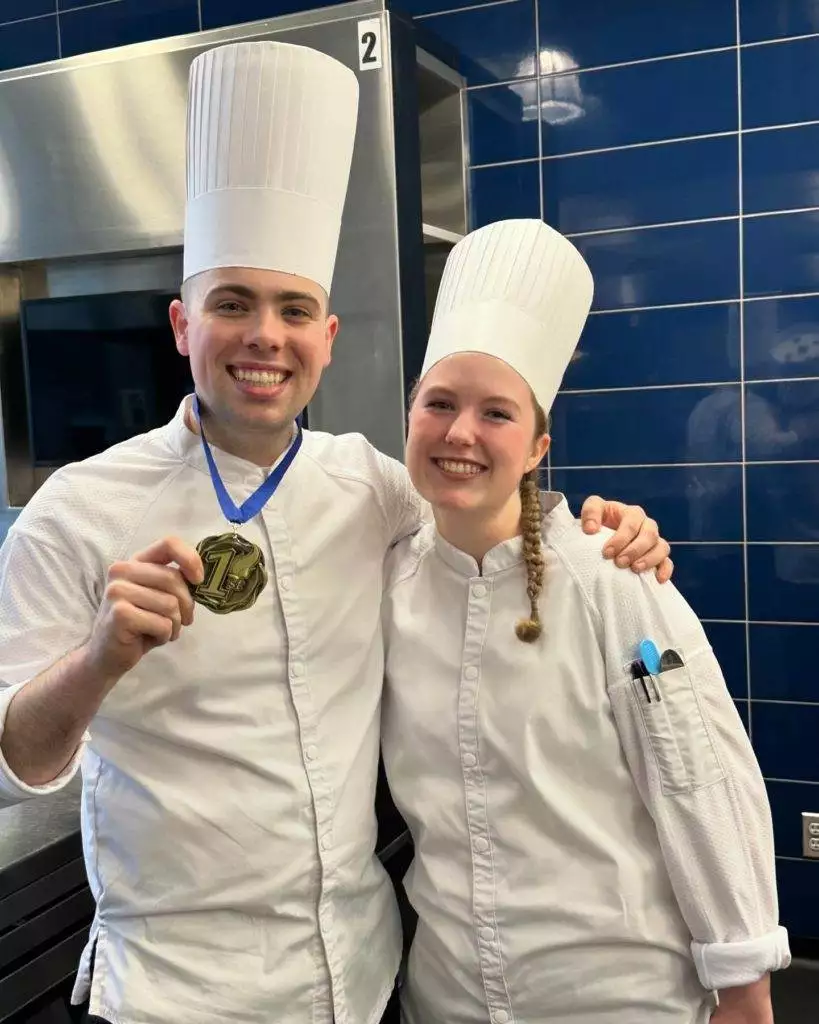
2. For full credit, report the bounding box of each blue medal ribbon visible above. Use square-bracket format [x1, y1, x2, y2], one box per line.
[192, 394, 302, 525]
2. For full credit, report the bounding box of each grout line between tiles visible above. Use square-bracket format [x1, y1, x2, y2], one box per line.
[471, 157, 540, 172]
[467, 207, 819, 240]
[469, 126, 819, 170]
[746, 541, 819, 546]
[742, 30, 819, 49]
[745, 290, 819, 303]
[538, 130, 738, 160]
[0, 12, 59, 28]
[767, 779, 819, 787]
[640, 540, 819, 547]
[561, 376, 819, 395]
[703, 620, 819, 626]
[471, 30, 819, 80]
[743, 118, 819, 134]
[566, 215, 739, 239]
[551, 460, 819, 470]
[539, 44, 736, 79]
[584, 291, 819, 316]
[745, 206, 819, 220]
[58, 0, 122, 16]
[197, 0, 203, 31]
[754, 699, 819, 707]
[561, 380, 738, 395]
[533, 0, 552, 493]
[589, 297, 737, 315]
[416, 0, 520, 21]
[735, 0, 752, 734]
[55, 7, 62, 59]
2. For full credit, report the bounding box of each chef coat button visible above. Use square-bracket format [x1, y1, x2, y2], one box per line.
[305, 745, 318, 761]
[472, 583, 487, 599]
[280, 576, 291, 591]
[462, 753, 477, 768]
[493, 1011, 510, 1024]
[292, 661, 304, 677]
[474, 837, 489, 853]
[480, 926, 494, 941]
[464, 666, 479, 681]
[321, 833, 333, 851]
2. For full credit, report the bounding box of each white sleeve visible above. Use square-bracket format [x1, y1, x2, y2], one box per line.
[593, 564, 791, 991]
[372, 449, 431, 546]
[0, 529, 98, 804]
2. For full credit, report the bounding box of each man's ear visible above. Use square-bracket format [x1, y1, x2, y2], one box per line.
[323, 313, 340, 366]
[169, 299, 190, 357]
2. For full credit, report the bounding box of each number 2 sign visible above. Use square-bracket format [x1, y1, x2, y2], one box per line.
[357, 19, 383, 71]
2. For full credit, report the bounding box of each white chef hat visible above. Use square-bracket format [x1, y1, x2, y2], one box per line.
[183, 40, 359, 293]
[422, 219, 594, 412]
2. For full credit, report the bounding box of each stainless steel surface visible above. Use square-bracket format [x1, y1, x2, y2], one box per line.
[417, 48, 467, 240]
[0, 0, 386, 264]
[0, 0, 466, 510]
[0, 778, 81, 879]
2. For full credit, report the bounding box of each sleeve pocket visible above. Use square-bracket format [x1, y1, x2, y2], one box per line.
[618, 654, 725, 796]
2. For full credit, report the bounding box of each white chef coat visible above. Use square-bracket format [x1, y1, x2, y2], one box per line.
[0, 398, 425, 1024]
[382, 493, 790, 1024]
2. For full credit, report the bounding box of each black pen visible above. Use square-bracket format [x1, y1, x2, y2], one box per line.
[631, 660, 652, 703]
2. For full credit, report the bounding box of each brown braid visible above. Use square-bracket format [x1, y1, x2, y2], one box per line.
[515, 469, 545, 642]
[515, 399, 549, 643]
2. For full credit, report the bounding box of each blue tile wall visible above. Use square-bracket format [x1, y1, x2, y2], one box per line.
[0, 12, 57, 70]
[0, 0, 817, 940]
[743, 123, 819, 213]
[744, 210, 819, 299]
[537, 0, 736, 70]
[60, 0, 199, 57]
[2, 1, 54, 21]
[467, 82, 539, 166]
[740, 0, 819, 42]
[551, 465, 744, 542]
[470, 160, 540, 226]
[742, 34, 819, 128]
[575, 220, 740, 310]
[551, 384, 743, 466]
[705, 620, 748, 699]
[540, 51, 738, 157]
[745, 295, 819, 380]
[751, 624, 819, 701]
[542, 135, 738, 235]
[566, 304, 741, 390]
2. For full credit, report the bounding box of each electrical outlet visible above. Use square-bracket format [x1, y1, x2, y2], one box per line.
[802, 813, 819, 858]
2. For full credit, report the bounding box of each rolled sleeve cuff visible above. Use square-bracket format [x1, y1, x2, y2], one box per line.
[0, 681, 87, 801]
[692, 926, 792, 990]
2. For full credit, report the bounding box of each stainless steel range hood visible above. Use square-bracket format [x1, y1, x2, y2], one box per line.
[0, 0, 467, 514]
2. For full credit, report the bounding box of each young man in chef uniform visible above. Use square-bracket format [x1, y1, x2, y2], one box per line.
[0, 41, 672, 1024]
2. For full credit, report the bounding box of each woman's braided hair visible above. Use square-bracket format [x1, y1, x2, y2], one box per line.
[515, 400, 548, 644]
[407, 380, 549, 643]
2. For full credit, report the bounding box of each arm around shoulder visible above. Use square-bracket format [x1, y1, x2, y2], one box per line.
[372, 445, 430, 545]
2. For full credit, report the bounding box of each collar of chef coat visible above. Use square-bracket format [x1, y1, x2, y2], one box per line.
[432, 491, 572, 577]
[164, 395, 299, 488]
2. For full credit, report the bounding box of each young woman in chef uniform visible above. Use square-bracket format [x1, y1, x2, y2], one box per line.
[381, 219, 790, 1024]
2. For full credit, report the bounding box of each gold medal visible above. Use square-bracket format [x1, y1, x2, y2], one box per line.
[189, 532, 268, 614]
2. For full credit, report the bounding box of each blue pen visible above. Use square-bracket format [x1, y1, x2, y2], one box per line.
[639, 639, 662, 675]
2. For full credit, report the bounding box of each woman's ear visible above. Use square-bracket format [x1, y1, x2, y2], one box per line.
[525, 433, 550, 474]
